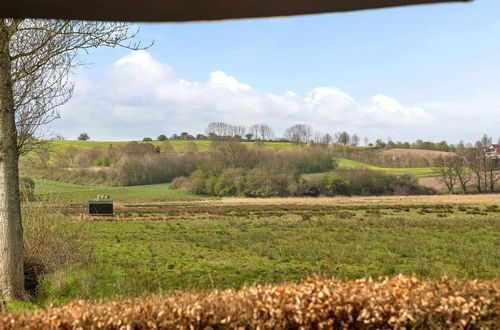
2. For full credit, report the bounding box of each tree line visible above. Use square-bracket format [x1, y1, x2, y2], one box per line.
[433, 147, 499, 193]
[110, 123, 500, 153]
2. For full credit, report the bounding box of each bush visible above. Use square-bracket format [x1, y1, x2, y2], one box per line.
[2, 275, 498, 329]
[19, 177, 36, 201]
[325, 176, 351, 196]
[320, 169, 435, 196]
[77, 133, 89, 141]
[116, 153, 202, 186]
[173, 165, 301, 198]
[33, 140, 340, 188]
[22, 204, 93, 294]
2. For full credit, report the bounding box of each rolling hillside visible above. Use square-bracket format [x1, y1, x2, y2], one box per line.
[335, 158, 438, 178]
[45, 139, 295, 154]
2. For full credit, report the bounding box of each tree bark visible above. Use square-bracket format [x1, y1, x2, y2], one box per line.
[0, 23, 25, 300]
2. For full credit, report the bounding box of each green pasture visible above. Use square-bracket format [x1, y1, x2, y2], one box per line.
[302, 158, 437, 180]
[44, 139, 295, 154]
[37, 201, 500, 305]
[336, 158, 437, 178]
[34, 179, 209, 202]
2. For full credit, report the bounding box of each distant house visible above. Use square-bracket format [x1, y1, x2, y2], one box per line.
[484, 144, 500, 159]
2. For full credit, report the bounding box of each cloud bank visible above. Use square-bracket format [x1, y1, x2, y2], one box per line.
[51, 51, 497, 143]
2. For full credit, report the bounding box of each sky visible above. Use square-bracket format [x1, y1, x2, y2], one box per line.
[50, 0, 500, 144]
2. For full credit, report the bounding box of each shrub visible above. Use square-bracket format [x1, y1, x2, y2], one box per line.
[74, 147, 105, 167]
[77, 133, 89, 141]
[22, 204, 93, 294]
[302, 169, 435, 197]
[332, 169, 435, 196]
[325, 176, 350, 196]
[2, 275, 498, 329]
[116, 153, 202, 186]
[19, 177, 36, 201]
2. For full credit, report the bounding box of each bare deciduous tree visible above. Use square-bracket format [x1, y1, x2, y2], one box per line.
[432, 156, 456, 193]
[206, 122, 228, 138]
[231, 125, 246, 139]
[322, 133, 332, 145]
[480, 134, 492, 147]
[465, 148, 485, 193]
[337, 131, 350, 146]
[0, 19, 145, 299]
[249, 124, 274, 141]
[351, 134, 360, 147]
[283, 124, 311, 145]
[451, 154, 472, 194]
[259, 124, 274, 141]
[206, 122, 246, 139]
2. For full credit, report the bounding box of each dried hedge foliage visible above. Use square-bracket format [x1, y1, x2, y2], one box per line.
[1, 275, 498, 329]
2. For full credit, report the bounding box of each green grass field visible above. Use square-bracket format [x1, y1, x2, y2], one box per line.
[303, 158, 437, 180]
[36, 199, 500, 306]
[336, 158, 438, 178]
[46, 140, 295, 153]
[34, 179, 209, 202]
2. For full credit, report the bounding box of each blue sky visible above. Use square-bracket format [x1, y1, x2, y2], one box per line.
[53, 0, 500, 143]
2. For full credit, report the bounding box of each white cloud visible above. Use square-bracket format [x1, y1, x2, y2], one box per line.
[51, 50, 497, 143]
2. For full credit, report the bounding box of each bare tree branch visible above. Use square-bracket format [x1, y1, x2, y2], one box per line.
[9, 20, 151, 155]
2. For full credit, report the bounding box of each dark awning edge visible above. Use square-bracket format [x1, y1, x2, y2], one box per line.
[1, 0, 473, 22]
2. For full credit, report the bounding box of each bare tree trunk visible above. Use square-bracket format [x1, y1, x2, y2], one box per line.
[482, 154, 488, 192]
[488, 159, 495, 192]
[0, 24, 25, 300]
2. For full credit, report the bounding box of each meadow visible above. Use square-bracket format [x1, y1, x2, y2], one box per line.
[28, 195, 500, 308]
[34, 179, 210, 202]
[16, 140, 498, 317]
[335, 158, 438, 178]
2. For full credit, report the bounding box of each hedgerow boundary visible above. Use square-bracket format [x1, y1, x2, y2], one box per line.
[1, 274, 498, 329]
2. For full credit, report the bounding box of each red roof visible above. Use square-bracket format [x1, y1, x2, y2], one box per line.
[486, 144, 500, 154]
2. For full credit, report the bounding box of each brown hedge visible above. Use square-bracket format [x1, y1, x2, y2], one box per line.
[1, 274, 498, 329]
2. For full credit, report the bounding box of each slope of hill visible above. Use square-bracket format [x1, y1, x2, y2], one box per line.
[379, 148, 454, 159]
[335, 158, 437, 178]
[45, 140, 295, 154]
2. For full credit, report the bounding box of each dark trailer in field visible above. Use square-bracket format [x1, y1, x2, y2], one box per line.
[87, 201, 114, 216]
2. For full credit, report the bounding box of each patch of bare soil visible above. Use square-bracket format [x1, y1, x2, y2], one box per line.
[418, 177, 445, 190]
[419, 172, 500, 192]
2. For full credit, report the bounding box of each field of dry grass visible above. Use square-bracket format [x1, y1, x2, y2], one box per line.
[418, 176, 444, 190]
[217, 194, 500, 205]
[13, 192, 499, 328]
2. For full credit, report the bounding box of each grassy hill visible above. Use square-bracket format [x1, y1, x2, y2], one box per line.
[46, 139, 296, 154]
[336, 158, 437, 178]
[26, 142, 438, 200]
[302, 158, 437, 180]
